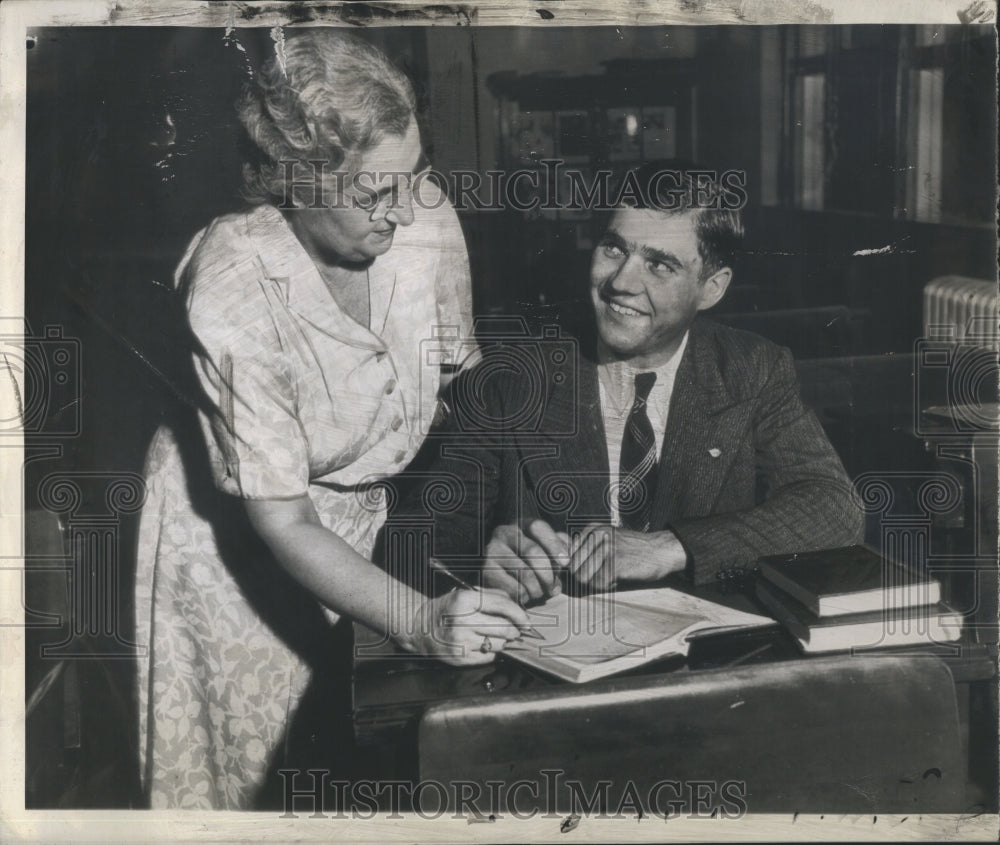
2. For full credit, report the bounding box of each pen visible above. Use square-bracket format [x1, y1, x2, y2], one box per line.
[428, 557, 545, 640]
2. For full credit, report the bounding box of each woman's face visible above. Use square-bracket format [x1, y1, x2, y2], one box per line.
[290, 118, 423, 265]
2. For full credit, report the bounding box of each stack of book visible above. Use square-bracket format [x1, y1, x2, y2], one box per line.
[755, 545, 962, 653]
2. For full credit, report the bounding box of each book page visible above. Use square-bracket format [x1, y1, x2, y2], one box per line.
[610, 586, 775, 634]
[512, 592, 705, 665]
[509, 587, 772, 667]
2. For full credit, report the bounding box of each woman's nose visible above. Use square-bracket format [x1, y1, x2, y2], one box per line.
[385, 186, 415, 227]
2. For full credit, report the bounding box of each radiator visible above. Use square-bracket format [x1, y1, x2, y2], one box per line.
[923, 275, 999, 350]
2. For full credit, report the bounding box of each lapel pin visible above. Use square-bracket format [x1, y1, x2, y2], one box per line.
[708, 448, 722, 458]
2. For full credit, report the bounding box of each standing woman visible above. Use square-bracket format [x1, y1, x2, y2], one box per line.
[134, 30, 527, 810]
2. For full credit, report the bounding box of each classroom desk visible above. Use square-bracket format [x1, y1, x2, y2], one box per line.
[351, 584, 997, 815]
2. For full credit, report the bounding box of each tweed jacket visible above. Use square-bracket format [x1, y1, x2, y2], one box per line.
[389, 317, 864, 586]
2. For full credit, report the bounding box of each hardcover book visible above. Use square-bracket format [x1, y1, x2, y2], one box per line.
[757, 545, 941, 617]
[756, 580, 962, 654]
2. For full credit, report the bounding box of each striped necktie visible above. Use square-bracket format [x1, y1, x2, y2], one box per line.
[618, 372, 658, 531]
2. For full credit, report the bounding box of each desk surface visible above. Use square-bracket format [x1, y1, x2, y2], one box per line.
[353, 584, 996, 736]
[351, 580, 997, 814]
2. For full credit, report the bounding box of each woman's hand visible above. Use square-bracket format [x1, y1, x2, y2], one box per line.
[405, 588, 532, 665]
[243, 497, 533, 665]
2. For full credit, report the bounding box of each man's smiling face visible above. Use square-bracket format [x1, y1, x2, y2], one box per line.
[589, 207, 731, 368]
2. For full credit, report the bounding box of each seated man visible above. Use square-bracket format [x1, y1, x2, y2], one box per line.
[385, 163, 864, 604]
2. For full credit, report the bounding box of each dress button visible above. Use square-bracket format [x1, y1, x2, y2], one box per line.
[384, 379, 396, 395]
[391, 417, 403, 431]
[394, 450, 407, 464]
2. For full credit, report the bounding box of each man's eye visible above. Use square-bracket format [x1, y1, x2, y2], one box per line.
[649, 260, 671, 274]
[603, 242, 624, 257]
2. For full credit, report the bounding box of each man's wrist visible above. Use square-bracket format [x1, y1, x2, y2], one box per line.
[652, 529, 689, 578]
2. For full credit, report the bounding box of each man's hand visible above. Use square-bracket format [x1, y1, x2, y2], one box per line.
[568, 524, 688, 592]
[483, 520, 570, 604]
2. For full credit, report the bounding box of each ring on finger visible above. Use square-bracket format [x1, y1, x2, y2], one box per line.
[479, 636, 493, 654]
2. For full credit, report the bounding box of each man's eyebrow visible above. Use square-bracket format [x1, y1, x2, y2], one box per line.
[639, 245, 683, 270]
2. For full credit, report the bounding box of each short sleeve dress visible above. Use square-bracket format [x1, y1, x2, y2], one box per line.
[134, 186, 476, 810]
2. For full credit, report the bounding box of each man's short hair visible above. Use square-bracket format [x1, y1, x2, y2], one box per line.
[618, 159, 745, 278]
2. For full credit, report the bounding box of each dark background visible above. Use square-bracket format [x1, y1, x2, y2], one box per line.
[21, 24, 997, 807]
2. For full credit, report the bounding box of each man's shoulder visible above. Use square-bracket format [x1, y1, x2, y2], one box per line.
[690, 318, 793, 395]
[476, 309, 594, 367]
[444, 310, 593, 416]
[693, 317, 785, 359]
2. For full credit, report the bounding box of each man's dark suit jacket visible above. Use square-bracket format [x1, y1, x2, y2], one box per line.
[386, 317, 864, 587]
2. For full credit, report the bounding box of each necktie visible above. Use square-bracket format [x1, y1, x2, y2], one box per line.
[618, 372, 658, 531]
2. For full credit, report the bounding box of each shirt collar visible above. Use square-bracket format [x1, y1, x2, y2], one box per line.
[243, 203, 388, 351]
[597, 331, 689, 410]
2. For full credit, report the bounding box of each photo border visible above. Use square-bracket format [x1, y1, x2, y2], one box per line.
[1, 1, 997, 842]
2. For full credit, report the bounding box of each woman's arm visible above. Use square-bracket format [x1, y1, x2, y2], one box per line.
[244, 495, 530, 664]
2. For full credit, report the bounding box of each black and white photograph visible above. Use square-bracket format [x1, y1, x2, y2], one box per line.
[2, 0, 998, 841]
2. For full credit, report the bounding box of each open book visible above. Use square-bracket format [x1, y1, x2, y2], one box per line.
[501, 587, 774, 683]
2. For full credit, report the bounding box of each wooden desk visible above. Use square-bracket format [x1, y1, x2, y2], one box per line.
[352, 587, 997, 814]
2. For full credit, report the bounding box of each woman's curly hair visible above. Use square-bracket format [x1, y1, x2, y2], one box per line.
[236, 30, 416, 206]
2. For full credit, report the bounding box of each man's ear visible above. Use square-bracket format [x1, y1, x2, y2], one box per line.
[696, 267, 732, 311]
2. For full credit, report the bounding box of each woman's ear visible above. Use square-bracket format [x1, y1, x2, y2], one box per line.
[696, 266, 732, 311]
